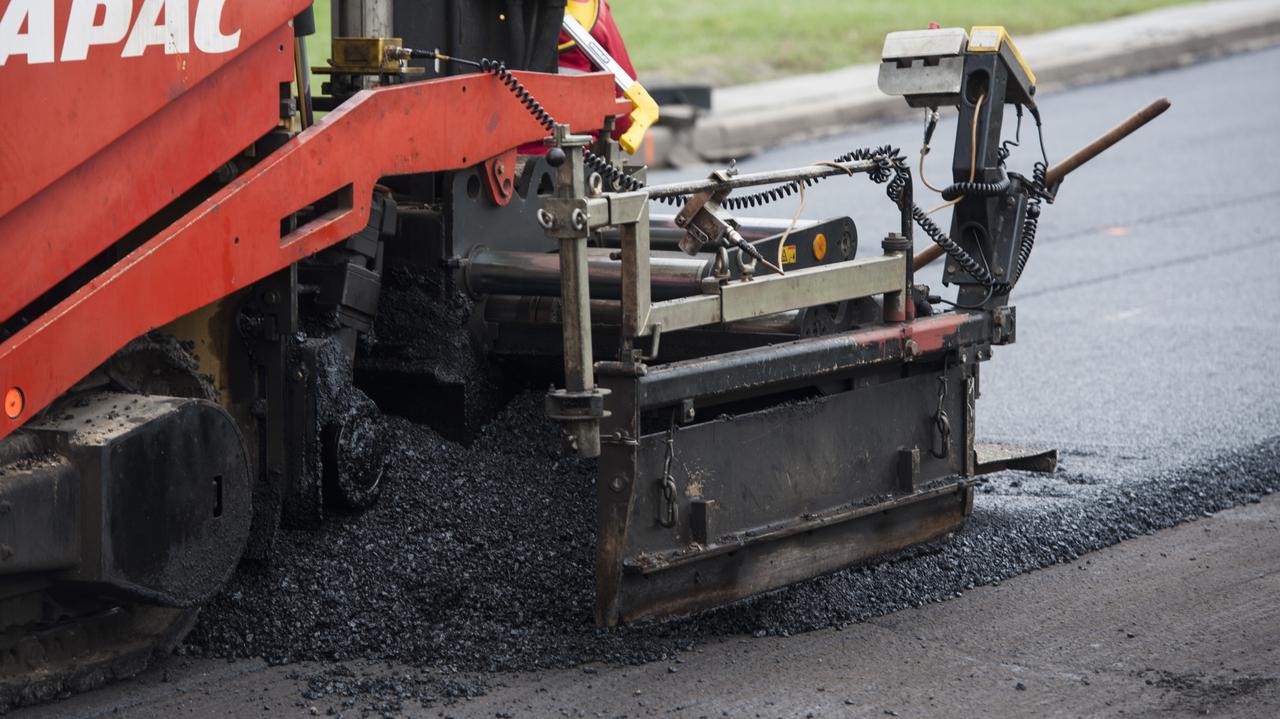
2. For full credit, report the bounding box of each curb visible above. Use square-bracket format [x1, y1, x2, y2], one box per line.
[642, 0, 1280, 165]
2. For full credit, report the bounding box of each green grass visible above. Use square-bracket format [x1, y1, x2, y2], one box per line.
[304, 2, 332, 96]
[302, 0, 1199, 88]
[609, 0, 1201, 86]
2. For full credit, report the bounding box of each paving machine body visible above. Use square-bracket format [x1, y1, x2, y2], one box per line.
[0, 0, 1164, 707]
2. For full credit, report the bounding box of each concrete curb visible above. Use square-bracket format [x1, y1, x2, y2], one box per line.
[643, 0, 1280, 165]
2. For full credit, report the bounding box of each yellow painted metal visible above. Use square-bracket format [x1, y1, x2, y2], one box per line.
[968, 26, 1037, 85]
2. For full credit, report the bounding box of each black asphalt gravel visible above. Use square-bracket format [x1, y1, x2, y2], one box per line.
[184, 47, 1280, 716]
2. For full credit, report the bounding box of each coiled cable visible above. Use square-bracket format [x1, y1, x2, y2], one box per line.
[940, 176, 1011, 201]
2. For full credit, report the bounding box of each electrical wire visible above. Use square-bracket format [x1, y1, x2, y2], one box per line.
[920, 92, 988, 214]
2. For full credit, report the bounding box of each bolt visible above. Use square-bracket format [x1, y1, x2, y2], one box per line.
[610, 475, 627, 493]
[947, 264, 958, 274]
[537, 209, 555, 229]
[570, 209, 588, 231]
[904, 339, 919, 359]
[263, 290, 279, 306]
[495, 162, 505, 176]
[292, 367, 306, 382]
[588, 172, 604, 197]
[994, 267, 1004, 276]
[674, 215, 687, 227]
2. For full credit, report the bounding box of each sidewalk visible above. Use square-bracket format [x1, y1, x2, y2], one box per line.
[646, 0, 1280, 164]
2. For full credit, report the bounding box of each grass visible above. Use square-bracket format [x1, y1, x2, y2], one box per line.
[304, 3, 332, 96]
[303, 0, 1199, 88]
[609, 0, 1202, 86]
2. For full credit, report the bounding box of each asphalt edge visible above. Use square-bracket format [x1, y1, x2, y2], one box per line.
[642, 2, 1280, 165]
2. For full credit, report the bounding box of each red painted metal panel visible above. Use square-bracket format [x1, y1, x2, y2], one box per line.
[0, 70, 619, 438]
[0, 0, 311, 217]
[0, 24, 294, 325]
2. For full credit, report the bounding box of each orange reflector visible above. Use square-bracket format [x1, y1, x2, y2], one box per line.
[4, 387, 23, 420]
[813, 233, 828, 261]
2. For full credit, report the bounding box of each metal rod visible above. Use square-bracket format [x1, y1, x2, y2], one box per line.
[644, 160, 877, 199]
[1043, 97, 1170, 187]
[912, 238, 946, 272]
[464, 248, 710, 300]
[912, 97, 1171, 272]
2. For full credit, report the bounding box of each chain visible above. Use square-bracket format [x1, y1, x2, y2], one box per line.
[658, 412, 679, 528]
[931, 368, 952, 459]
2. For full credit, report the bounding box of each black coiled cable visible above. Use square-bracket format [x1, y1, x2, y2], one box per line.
[1009, 161, 1047, 286]
[481, 59, 557, 133]
[940, 176, 1011, 201]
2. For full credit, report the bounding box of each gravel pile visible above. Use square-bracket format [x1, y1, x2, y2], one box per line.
[186, 393, 696, 670]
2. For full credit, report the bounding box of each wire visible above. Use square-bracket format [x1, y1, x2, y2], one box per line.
[773, 179, 806, 271]
[918, 108, 948, 194]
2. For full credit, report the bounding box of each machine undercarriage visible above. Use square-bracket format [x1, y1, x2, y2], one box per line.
[0, 0, 1167, 708]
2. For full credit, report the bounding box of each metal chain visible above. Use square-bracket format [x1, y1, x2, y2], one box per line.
[931, 371, 952, 459]
[658, 413, 679, 528]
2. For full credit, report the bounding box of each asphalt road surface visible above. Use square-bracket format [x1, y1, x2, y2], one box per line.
[16, 46, 1280, 719]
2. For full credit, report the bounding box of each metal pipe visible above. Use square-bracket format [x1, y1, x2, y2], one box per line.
[464, 248, 710, 300]
[644, 160, 876, 199]
[1043, 97, 1170, 187]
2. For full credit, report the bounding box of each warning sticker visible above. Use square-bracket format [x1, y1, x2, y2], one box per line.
[781, 245, 798, 265]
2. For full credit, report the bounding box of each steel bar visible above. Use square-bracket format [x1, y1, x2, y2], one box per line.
[643, 160, 877, 199]
[464, 248, 709, 300]
[1044, 97, 1170, 187]
[642, 255, 904, 335]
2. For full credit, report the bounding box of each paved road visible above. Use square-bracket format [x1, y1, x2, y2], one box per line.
[16, 46, 1280, 719]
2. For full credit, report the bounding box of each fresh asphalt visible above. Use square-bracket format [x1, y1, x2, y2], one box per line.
[15, 46, 1280, 719]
